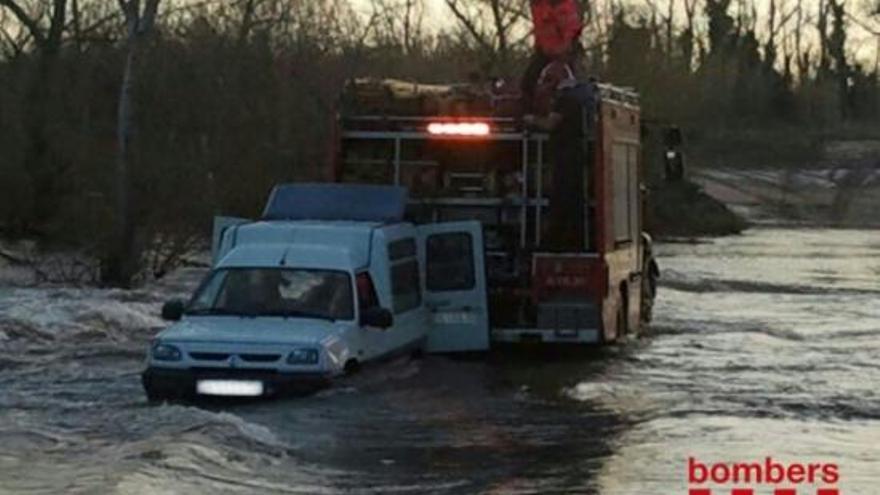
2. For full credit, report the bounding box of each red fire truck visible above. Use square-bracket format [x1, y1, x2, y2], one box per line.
[332, 80, 657, 345]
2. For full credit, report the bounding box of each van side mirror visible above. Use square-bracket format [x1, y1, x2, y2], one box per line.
[360, 307, 393, 329]
[162, 300, 186, 321]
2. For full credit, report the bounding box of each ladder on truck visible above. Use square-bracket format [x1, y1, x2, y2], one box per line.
[339, 116, 551, 249]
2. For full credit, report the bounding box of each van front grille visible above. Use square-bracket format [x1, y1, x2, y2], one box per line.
[189, 352, 230, 361]
[188, 352, 282, 363]
[240, 354, 282, 363]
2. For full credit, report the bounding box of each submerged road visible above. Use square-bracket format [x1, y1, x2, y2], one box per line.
[0, 228, 877, 494]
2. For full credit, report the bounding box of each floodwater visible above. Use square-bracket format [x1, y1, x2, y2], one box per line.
[0, 228, 877, 494]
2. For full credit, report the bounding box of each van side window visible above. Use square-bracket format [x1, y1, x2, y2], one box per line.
[390, 260, 421, 313]
[388, 239, 417, 261]
[388, 237, 421, 314]
[356, 272, 379, 311]
[426, 233, 475, 291]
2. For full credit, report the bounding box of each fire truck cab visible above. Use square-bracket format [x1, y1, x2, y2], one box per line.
[335, 80, 656, 346]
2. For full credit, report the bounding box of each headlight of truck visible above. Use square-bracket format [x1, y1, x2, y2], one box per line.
[151, 342, 182, 361]
[286, 348, 319, 365]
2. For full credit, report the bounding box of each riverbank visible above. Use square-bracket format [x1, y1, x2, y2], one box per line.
[646, 179, 748, 238]
[693, 166, 880, 228]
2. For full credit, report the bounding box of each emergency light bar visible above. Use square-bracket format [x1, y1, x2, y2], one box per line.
[427, 122, 491, 137]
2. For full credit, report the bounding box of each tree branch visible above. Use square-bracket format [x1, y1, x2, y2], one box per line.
[489, 0, 508, 55]
[140, 0, 160, 33]
[0, 0, 46, 46]
[444, 0, 493, 52]
[46, 0, 68, 52]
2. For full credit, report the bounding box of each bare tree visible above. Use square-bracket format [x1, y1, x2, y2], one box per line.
[103, 0, 161, 287]
[372, 0, 426, 54]
[665, 0, 676, 63]
[763, 0, 797, 70]
[792, 0, 813, 80]
[681, 0, 699, 71]
[817, 0, 831, 76]
[0, 0, 67, 52]
[846, 1, 880, 72]
[444, 0, 529, 71]
[0, 8, 30, 58]
[0, 0, 68, 226]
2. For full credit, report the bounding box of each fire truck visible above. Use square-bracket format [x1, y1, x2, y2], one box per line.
[331, 79, 657, 346]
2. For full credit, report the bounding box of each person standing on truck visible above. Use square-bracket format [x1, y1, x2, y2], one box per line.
[523, 62, 596, 251]
[521, 0, 584, 112]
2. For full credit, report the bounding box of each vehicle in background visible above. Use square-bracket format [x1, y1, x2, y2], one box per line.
[335, 79, 658, 345]
[142, 184, 489, 401]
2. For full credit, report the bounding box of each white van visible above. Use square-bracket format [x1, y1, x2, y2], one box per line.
[142, 184, 489, 401]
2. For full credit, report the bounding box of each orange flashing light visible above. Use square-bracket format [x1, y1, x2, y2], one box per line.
[426, 122, 491, 137]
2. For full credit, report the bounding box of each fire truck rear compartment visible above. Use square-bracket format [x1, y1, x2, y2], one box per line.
[337, 84, 644, 343]
[340, 120, 604, 335]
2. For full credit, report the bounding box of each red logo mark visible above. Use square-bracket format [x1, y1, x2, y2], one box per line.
[687, 457, 840, 495]
[688, 489, 839, 495]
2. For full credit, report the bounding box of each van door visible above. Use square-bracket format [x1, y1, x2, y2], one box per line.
[417, 221, 489, 352]
[212, 216, 249, 266]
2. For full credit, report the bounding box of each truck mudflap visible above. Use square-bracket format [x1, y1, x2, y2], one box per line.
[491, 328, 601, 344]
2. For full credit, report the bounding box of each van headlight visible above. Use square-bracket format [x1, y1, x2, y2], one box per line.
[151, 342, 182, 361]
[287, 348, 319, 365]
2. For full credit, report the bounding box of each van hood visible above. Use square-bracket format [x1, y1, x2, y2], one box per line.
[158, 316, 349, 346]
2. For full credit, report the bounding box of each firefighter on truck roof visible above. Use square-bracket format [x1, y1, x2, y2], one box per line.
[521, 0, 585, 111]
[519, 0, 592, 251]
[523, 62, 596, 252]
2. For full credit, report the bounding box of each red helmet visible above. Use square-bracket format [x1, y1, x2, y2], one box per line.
[530, 0, 584, 57]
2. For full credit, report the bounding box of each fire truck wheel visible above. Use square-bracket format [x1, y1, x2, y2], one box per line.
[604, 286, 628, 344]
[605, 305, 623, 344]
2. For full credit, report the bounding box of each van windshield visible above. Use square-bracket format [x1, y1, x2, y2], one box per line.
[186, 268, 354, 321]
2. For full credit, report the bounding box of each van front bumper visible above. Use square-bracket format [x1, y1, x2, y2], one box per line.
[142, 366, 332, 400]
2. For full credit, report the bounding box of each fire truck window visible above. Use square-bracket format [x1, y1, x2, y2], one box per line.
[426, 233, 475, 291]
[390, 259, 422, 313]
[612, 143, 632, 243]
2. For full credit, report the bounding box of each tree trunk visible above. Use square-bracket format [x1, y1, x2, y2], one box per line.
[102, 0, 161, 287]
[104, 44, 138, 287]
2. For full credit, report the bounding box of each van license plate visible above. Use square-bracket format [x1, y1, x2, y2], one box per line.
[196, 380, 264, 397]
[433, 311, 476, 324]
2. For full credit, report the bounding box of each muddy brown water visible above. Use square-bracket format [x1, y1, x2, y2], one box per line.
[0, 228, 877, 494]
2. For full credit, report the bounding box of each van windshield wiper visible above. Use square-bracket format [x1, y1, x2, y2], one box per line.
[186, 307, 337, 321]
[184, 308, 254, 317]
[261, 310, 336, 322]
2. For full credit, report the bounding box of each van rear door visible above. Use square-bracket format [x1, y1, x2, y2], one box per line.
[417, 221, 489, 352]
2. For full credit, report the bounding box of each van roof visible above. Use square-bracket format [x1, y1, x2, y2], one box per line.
[220, 220, 402, 269]
[217, 244, 358, 270]
[263, 183, 407, 223]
